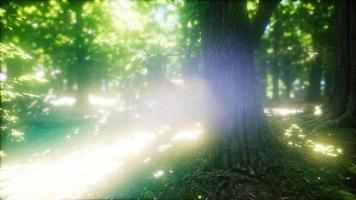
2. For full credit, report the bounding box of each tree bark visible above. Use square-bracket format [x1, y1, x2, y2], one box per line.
[327, 0, 352, 119]
[201, 0, 279, 171]
[319, 0, 356, 128]
[344, 0, 356, 119]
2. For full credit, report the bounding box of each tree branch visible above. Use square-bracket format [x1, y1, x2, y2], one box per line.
[250, 0, 280, 46]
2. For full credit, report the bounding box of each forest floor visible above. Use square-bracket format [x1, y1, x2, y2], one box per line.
[110, 103, 356, 200]
[1, 99, 356, 200]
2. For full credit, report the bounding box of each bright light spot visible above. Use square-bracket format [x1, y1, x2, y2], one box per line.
[153, 5, 178, 29]
[314, 105, 322, 116]
[172, 130, 202, 141]
[116, 132, 156, 155]
[50, 96, 76, 106]
[157, 144, 173, 152]
[50, 69, 61, 76]
[313, 144, 336, 156]
[298, 134, 306, 138]
[153, 170, 164, 178]
[284, 130, 293, 137]
[35, 70, 45, 79]
[171, 78, 184, 86]
[11, 130, 24, 141]
[0, 73, 7, 82]
[264, 107, 303, 117]
[187, 21, 192, 28]
[73, 128, 79, 135]
[158, 125, 171, 135]
[312, 143, 341, 157]
[89, 94, 117, 106]
[198, 195, 202, 199]
[97, 111, 110, 125]
[143, 158, 151, 163]
[42, 107, 50, 113]
[284, 124, 303, 138]
[195, 122, 203, 128]
[0, 151, 7, 158]
[32, 23, 38, 28]
[110, 0, 142, 31]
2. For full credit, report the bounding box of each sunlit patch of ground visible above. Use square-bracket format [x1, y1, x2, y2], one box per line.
[0, 78, 210, 199]
[265, 105, 344, 158]
[0, 121, 205, 200]
[283, 123, 343, 157]
[267, 104, 356, 199]
[264, 107, 304, 117]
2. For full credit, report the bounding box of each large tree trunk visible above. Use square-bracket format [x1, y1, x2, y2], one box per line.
[201, 0, 279, 171]
[327, 0, 353, 119]
[305, 57, 322, 102]
[344, 0, 356, 119]
[317, 0, 356, 129]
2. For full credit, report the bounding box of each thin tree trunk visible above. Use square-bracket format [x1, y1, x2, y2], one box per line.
[272, 65, 279, 100]
[284, 73, 293, 99]
[71, 0, 91, 106]
[257, 64, 268, 102]
[305, 57, 322, 102]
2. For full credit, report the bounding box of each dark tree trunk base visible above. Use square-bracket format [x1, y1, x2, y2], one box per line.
[313, 115, 356, 131]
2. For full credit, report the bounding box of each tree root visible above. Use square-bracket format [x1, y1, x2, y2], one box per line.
[313, 115, 356, 132]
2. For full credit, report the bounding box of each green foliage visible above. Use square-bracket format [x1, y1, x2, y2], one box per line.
[257, 0, 335, 99]
[0, 43, 32, 61]
[0, 39, 42, 141]
[0, 0, 184, 137]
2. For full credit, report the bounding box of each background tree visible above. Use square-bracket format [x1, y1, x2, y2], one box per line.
[257, 0, 334, 102]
